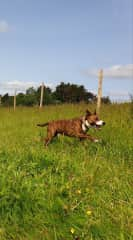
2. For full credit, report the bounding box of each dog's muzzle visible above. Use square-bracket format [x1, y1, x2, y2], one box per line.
[96, 120, 106, 127]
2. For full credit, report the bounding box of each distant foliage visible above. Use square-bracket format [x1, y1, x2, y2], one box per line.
[1, 93, 14, 106]
[101, 96, 111, 104]
[1, 82, 111, 106]
[130, 94, 133, 117]
[53, 82, 96, 103]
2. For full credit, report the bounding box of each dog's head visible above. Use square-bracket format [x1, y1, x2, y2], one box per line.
[84, 109, 105, 129]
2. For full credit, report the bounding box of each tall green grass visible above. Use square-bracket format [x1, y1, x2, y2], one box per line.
[0, 103, 132, 240]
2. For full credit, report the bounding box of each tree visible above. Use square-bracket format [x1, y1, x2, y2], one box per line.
[26, 87, 36, 95]
[36, 86, 54, 105]
[101, 96, 111, 104]
[2, 93, 13, 106]
[0, 83, 111, 106]
[23, 95, 37, 106]
[25, 87, 38, 106]
[16, 93, 25, 105]
[53, 82, 96, 103]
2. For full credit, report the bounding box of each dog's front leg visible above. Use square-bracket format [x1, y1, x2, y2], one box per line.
[86, 134, 99, 142]
[78, 133, 99, 142]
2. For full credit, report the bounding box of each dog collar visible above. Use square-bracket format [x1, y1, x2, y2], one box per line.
[82, 117, 91, 132]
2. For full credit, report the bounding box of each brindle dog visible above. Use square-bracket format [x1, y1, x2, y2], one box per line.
[37, 110, 105, 146]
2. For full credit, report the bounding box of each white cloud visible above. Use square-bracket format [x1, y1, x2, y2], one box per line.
[107, 90, 131, 102]
[0, 20, 10, 32]
[0, 80, 38, 91]
[108, 91, 130, 97]
[83, 64, 133, 79]
[0, 80, 53, 95]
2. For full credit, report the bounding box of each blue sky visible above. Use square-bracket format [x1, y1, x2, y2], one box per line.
[0, 0, 133, 100]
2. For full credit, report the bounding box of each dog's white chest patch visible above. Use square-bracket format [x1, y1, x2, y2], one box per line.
[82, 123, 87, 132]
[85, 120, 90, 128]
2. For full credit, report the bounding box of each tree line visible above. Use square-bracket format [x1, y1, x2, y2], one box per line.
[0, 82, 111, 106]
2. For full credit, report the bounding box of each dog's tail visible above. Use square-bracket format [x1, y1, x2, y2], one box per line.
[37, 122, 49, 127]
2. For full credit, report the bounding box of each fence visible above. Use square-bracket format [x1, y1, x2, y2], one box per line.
[0, 74, 131, 111]
[0, 82, 45, 110]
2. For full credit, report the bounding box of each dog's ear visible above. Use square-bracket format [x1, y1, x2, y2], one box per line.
[86, 109, 91, 116]
[94, 109, 96, 115]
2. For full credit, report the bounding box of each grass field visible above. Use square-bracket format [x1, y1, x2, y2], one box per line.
[0, 103, 132, 240]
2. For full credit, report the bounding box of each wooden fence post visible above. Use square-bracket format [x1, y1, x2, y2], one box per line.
[40, 82, 44, 108]
[0, 95, 2, 106]
[14, 89, 16, 111]
[97, 69, 103, 115]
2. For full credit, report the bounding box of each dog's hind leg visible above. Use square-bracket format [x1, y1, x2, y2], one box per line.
[45, 134, 54, 146]
[44, 129, 57, 146]
[79, 137, 85, 142]
[45, 137, 52, 146]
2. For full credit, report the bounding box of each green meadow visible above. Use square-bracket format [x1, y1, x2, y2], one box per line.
[0, 103, 132, 240]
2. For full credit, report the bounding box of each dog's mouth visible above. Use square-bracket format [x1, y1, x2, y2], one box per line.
[89, 123, 101, 130]
[96, 124, 101, 130]
[91, 120, 105, 130]
[96, 120, 105, 129]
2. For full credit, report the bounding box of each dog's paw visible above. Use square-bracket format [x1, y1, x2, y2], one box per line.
[94, 139, 100, 143]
